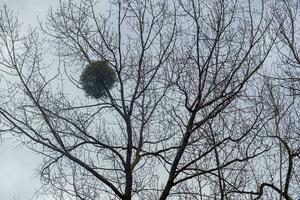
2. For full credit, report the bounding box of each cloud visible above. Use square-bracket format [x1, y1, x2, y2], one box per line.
[0, 140, 49, 200]
[0, 1, 58, 199]
[3, 0, 57, 26]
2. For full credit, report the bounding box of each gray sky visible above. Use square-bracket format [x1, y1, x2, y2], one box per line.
[0, 140, 46, 200]
[0, 0, 112, 199]
[1, 1, 58, 200]
[4, 0, 56, 26]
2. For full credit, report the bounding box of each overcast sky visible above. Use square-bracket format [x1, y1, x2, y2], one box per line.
[1, 1, 58, 200]
[4, 0, 56, 26]
[0, 0, 114, 198]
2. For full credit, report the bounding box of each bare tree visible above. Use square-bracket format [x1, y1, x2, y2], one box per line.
[249, 1, 300, 199]
[2, 0, 299, 200]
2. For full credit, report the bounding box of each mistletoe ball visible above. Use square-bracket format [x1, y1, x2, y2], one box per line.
[80, 61, 117, 99]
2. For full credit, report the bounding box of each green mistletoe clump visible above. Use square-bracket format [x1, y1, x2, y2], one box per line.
[80, 61, 117, 99]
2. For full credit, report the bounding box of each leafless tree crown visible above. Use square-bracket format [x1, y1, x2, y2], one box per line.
[0, 0, 300, 199]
